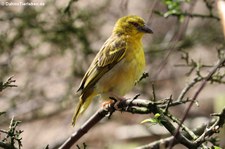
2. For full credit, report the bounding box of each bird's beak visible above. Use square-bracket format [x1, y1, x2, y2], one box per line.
[138, 25, 153, 34]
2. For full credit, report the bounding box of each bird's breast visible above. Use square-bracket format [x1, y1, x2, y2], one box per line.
[96, 41, 145, 98]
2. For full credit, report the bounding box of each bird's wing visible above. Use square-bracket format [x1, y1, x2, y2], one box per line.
[77, 35, 127, 94]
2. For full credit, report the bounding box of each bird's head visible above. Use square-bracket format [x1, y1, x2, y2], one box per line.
[113, 15, 153, 38]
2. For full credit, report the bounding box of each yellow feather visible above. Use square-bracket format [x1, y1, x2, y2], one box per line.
[72, 91, 96, 126]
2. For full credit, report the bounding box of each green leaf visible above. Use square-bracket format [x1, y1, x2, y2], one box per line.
[141, 113, 162, 125]
[211, 146, 222, 149]
[141, 118, 158, 124]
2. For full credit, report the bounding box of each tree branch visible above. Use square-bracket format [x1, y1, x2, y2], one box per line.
[58, 97, 200, 148]
[59, 91, 225, 149]
[136, 113, 221, 149]
[170, 58, 225, 148]
[59, 107, 113, 149]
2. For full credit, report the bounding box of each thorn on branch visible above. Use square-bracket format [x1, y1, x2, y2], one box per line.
[133, 93, 141, 100]
[125, 94, 141, 111]
[164, 95, 173, 113]
[136, 72, 149, 85]
[152, 83, 156, 101]
[76, 142, 87, 149]
[0, 76, 17, 92]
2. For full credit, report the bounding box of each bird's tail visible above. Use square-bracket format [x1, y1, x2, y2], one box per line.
[72, 92, 96, 126]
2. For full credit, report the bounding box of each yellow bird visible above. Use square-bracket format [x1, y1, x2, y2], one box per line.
[72, 15, 153, 126]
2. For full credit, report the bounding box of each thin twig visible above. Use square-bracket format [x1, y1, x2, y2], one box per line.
[152, 83, 156, 101]
[169, 58, 225, 149]
[166, 112, 198, 140]
[136, 115, 220, 149]
[177, 77, 202, 101]
[194, 108, 225, 145]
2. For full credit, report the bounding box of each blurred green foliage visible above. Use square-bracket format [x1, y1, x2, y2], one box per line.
[0, 1, 109, 80]
[154, 0, 219, 21]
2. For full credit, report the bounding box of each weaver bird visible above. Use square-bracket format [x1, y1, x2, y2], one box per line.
[72, 15, 153, 126]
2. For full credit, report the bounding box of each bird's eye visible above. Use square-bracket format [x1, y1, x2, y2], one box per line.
[129, 21, 139, 27]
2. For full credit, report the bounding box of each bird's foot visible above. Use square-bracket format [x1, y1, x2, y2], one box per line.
[109, 95, 127, 111]
[102, 100, 116, 119]
[102, 100, 115, 110]
[102, 95, 126, 119]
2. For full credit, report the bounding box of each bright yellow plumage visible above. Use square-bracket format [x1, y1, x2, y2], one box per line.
[72, 15, 153, 126]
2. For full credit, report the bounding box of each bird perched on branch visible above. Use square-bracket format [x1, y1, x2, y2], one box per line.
[72, 15, 153, 126]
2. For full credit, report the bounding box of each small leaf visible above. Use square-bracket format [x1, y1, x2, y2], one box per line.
[211, 146, 222, 149]
[141, 113, 162, 125]
[141, 118, 158, 124]
[154, 113, 160, 119]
